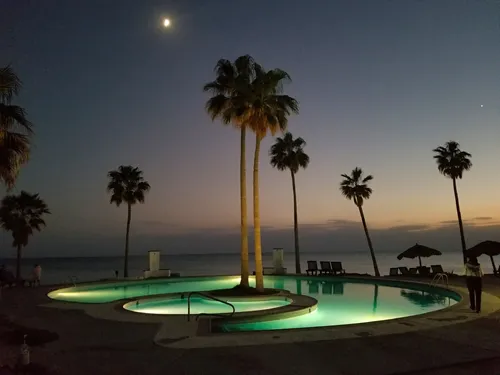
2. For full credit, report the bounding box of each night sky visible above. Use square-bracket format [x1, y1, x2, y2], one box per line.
[1, 0, 499, 257]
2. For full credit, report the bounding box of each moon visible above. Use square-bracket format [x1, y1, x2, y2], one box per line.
[163, 18, 171, 27]
[480, 104, 484, 108]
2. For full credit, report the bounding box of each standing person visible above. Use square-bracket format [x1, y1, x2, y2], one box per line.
[33, 264, 42, 286]
[464, 257, 483, 313]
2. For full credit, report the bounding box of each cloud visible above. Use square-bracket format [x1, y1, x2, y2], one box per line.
[440, 220, 458, 225]
[384, 224, 432, 232]
[440, 217, 495, 226]
[8, 216, 500, 258]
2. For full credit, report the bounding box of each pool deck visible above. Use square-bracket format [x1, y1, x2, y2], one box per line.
[1, 276, 500, 374]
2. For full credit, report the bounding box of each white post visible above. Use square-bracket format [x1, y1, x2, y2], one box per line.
[149, 250, 160, 272]
[273, 248, 284, 273]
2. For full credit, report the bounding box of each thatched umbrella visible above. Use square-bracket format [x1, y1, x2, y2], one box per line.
[467, 240, 500, 276]
[397, 243, 442, 267]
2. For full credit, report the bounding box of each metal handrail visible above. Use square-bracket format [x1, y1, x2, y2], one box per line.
[430, 273, 449, 288]
[182, 291, 235, 322]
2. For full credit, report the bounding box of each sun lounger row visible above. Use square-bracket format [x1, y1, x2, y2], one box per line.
[389, 265, 445, 277]
[0, 268, 40, 287]
[0, 268, 16, 287]
[306, 261, 345, 276]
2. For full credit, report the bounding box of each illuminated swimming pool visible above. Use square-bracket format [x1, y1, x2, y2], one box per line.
[220, 279, 458, 332]
[123, 296, 290, 315]
[48, 276, 243, 303]
[48, 276, 459, 331]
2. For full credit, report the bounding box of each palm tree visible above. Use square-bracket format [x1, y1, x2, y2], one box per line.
[339, 168, 380, 277]
[433, 141, 472, 263]
[203, 55, 256, 287]
[107, 165, 150, 278]
[0, 191, 50, 279]
[244, 66, 299, 291]
[0, 65, 33, 189]
[270, 132, 309, 274]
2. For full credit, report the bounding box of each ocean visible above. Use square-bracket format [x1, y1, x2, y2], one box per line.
[1, 250, 489, 285]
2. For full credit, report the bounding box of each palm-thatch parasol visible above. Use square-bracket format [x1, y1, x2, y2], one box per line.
[397, 243, 442, 267]
[466, 240, 500, 276]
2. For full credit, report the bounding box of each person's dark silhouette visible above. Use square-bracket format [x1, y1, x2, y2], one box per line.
[464, 257, 483, 313]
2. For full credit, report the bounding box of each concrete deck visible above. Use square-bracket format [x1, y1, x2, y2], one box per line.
[1, 276, 500, 374]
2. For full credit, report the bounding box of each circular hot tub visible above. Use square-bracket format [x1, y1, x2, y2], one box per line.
[123, 294, 292, 315]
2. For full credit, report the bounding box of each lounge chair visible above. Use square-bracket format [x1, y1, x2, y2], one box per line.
[417, 266, 430, 276]
[389, 267, 399, 276]
[306, 261, 319, 276]
[399, 266, 411, 276]
[320, 261, 333, 275]
[431, 265, 444, 275]
[409, 268, 417, 275]
[331, 262, 345, 275]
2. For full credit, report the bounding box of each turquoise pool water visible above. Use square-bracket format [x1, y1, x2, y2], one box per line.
[48, 276, 243, 303]
[48, 276, 459, 331]
[221, 279, 458, 332]
[123, 296, 290, 315]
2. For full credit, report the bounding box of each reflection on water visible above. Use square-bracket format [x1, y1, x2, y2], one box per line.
[372, 284, 379, 313]
[307, 280, 319, 294]
[273, 278, 285, 290]
[296, 279, 302, 295]
[306, 280, 344, 295]
[400, 290, 449, 307]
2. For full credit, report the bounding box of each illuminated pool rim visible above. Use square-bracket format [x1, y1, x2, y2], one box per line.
[48, 275, 461, 305]
[122, 293, 318, 321]
[47, 275, 462, 333]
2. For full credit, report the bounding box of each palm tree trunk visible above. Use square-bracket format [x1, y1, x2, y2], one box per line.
[452, 178, 467, 263]
[124, 203, 132, 278]
[16, 244, 22, 280]
[253, 134, 264, 291]
[291, 171, 301, 274]
[358, 205, 380, 277]
[240, 127, 249, 287]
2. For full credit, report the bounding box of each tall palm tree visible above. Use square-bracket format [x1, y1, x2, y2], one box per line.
[0, 191, 50, 279]
[203, 55, 255, 287]
[339, 168, 380, 277]
[244, 66, 299, 291]
[0, 65, 33, 189]
[270, 132, 309, 274]
[107, 165, 150, 278]
[433, 141, 472, 263]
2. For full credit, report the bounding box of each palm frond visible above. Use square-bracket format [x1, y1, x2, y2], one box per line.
[0, 104, 33, 133]
[339, 168, 374, 207]
[107, 165, 151, 206]
[0, 190, 50, 249]
[269, 132, 309, 173]
[0, 131, 31, 189]
[0, 65, 22, 104]
[433, 140, 472, 179]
